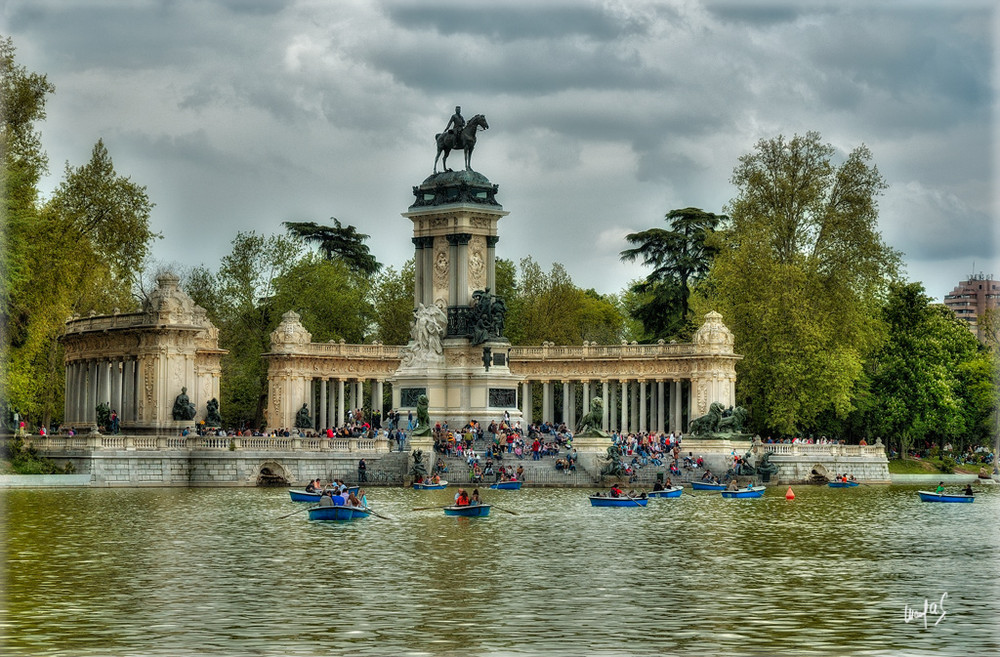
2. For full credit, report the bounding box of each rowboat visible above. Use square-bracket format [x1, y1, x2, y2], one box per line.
[413, 480, 448, 490]
[589, 495, 647, 507]
[720, 486, 766, 499]
[489, 480, 522, 490]
[827, 481, 860, 488]
[917, 490, 974, 503]
[647, 486, 683, 498]
[307, 505, 372, 521]
[290, 487, 359, 503]
[691, 481, 727, 491]
[443, 504, 491, 517]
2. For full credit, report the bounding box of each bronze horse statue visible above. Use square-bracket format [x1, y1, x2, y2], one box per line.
[434, 114, 488, 173]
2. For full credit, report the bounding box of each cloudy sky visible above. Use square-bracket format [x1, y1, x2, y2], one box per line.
[4, 0, 997, 301]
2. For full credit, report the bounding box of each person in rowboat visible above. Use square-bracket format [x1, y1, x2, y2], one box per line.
[726, 479, 738, 491]
[470, 489, 481, 505]
[455, 489, 471, 506]
[963, 484, 974, 496]
[609, 484, 623, 498]
[347, 490, 362, 507]
[935, 481, 945, 493]
[318, 490, 335, 507]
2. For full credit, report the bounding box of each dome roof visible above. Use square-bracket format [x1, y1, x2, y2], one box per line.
[410, 170, 501, 208]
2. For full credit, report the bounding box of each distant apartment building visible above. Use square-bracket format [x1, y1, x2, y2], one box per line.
[943, 273, 999, 344]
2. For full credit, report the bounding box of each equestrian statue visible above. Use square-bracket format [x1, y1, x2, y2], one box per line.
[434, 105, 489, 173]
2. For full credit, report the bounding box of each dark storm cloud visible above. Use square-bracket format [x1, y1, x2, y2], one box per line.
[2, 0, 994, 301]
[383, 2, 659, 40]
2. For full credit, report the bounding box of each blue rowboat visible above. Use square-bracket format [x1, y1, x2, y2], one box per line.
[720, 486, 766, 499]
[290, 487, 359, 503]
[827, 481, 860, 488]
[443, 504, 491, 517]
[691, 481, 727, 491]
[413, 480, 448, 490]
[917, 491, 974, 503]
[589, 495, 647, 507]
[307, 505, 372, 521]
[647, 486, 683, 498]
[489, 480, 522, 490]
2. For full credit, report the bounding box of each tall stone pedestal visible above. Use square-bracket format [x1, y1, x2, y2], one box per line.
[392, 169, 522, 431]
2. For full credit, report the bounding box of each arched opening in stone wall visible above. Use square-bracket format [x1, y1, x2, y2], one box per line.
[810, 463, 831, 484]
[256, 461, 290, 487]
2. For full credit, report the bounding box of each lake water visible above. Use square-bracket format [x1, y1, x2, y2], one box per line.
[3, 484, 998, 656]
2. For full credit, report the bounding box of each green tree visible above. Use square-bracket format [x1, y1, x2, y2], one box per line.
[272, 255, 373, 344]
[185, 232, 303, 429]
[620, 207, 724, 340]
[709, 132, 900, 435]
[283, 218, 380, 275]
[504, 257, 626, 345]
[369, 260, 414, 345]
[868, 283, 993, 456]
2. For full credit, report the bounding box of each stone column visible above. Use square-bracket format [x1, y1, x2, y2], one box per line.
[63, 362, 74, 422]
[607, 379, 616, 433]
[110, 360, 122, 419]
[673, 380, 683, 433]
[521, 381, 532, 426]
[458, 233, 471, 306]
[374, 380, 384, 418]
[601, 380, 610, 432]
[581, 380, 590, 417]
[657, 381, 666, 433]
[630, 382, 638, 434]
[619, 380, 628, 434]
[130, 358, 139, 422]
[542, 381, 551, 423]
[319, 379, 328, 430]
[562, 381, 570, 427]
[337, 379, 345, 428]
[447, 235, 459, 306]
[639, 380, 647, 434]
[412, 237, 426, 308]
[486, 235, 499, 291]
[99, 359, 111, 408]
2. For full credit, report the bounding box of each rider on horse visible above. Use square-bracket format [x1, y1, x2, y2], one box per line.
[445, 106, 465, 146]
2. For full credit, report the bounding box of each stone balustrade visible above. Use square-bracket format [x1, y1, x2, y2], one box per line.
[21, 434, 392, 454]
[510, 341, 695, 361]
[759, 443, 886, 458]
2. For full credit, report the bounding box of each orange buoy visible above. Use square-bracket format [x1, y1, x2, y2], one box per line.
[785, 487, 795, 500]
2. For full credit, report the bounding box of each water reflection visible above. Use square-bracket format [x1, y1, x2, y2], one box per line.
[4, 485, 998, 656]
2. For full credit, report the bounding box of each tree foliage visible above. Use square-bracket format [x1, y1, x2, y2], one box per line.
[283, 218, 380, 276]
[708, 132, 900, 435]
[620, 207, 724, 340]
[369, 260, 414, 346]
[2, 38, 158, 427]
[504, 257, 626, 345]
[867, 283, 995, 454]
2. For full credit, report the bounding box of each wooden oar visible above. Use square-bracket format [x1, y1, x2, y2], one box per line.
[412, 505, 449, 511]
[276, 505, 318, 520]
[489, 504, 518, 516]
[361, 506, 395, 521]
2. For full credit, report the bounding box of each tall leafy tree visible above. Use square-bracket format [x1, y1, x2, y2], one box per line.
[185, 232, 303, 429]
[504, 257, 625, 345]
[283, 218, 380, 276]
[709, 132, 900, 435]
[868, 283, 995, 456]
[620, 207, 724, 340]
[369, 260, 415, 346]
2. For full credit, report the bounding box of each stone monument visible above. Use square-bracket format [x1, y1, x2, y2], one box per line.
[393, 107, 522, 448]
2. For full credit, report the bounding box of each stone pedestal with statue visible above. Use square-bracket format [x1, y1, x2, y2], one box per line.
[392, 168, 523, 438]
